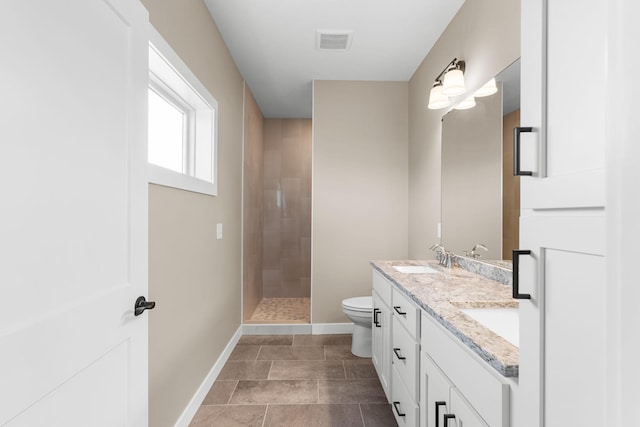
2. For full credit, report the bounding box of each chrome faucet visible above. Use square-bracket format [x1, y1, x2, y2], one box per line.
[430, 243, 454, 268]
[463, 243, 488, 259]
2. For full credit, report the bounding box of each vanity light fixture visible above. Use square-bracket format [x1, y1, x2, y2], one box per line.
[427, 58, 466, 109]
[474, 78, 498, 97]
[454, 95, 476, 110]
[442, 60, 466, 96]
[427, 81, 451, 109]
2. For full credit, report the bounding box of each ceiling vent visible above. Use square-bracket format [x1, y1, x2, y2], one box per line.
[317, 30, 353, 51]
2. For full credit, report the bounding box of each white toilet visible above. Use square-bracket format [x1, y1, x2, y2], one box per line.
[342, 296, 373, 357]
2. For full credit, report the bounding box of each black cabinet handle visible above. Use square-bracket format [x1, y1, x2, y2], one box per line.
[512, 250, 532, 299]
[134, 296, 156, 316]
[513, 127, 533, 176]
[392, 401, 406, 417]
[444, 414, 456, 427]
[393, 306, 407, 316]
[435, 401, 447, 427]
[393, 347, 406, 360]
[373, 308, 381, 327]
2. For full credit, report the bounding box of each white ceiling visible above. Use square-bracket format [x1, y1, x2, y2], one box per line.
[204, 0, 465, 118]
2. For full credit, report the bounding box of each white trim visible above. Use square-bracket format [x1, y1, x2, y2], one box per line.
[241, 323, 354, 335]
[242, 323, 353, 335]
[240, 81, 246, 324]
[242, 324, 312, 335]
[147, 24, 218, 196]
[173, 326, 242, 427]
[312, 323, 354, 335]
[148, 164, 217, 196]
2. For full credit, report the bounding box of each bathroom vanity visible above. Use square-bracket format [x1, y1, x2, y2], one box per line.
[371, 260, 519, 427]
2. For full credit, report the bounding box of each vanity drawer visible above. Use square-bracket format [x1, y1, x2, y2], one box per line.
[373, 270, 392, 306]
[392, 287, 420, 339]
[392, 315, 420, 399]
[392, 367, 419, 427]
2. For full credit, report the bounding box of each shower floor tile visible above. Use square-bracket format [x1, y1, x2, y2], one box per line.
[246, 298, 310, 323]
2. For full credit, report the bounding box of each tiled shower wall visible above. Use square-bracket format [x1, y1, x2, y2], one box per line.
[242, 87, 264, 320]
[262, 119, 312, 298]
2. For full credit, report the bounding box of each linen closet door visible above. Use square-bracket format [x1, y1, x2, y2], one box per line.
[519, 0, 606, 426]
[0, 0, 149, 425]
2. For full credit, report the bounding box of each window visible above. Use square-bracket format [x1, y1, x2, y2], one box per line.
[147, 26, 218, 196]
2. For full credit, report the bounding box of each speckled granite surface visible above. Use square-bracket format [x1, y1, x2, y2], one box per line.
[370, 260, 519, 377]
[456, 256, 513, 286]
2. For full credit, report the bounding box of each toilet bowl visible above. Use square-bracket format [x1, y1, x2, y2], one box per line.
[342, 296, 373, 357]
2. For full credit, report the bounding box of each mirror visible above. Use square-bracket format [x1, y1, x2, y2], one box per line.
[440, 59, 521, 260]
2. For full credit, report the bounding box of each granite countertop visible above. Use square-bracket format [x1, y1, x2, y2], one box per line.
[370, 259, 519, 377]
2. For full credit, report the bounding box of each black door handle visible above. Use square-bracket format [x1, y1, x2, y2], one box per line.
[444, 414, 456, 427]
[134, 296, 156, 316]
[393, 306, 407, 316]
[512, 250, 532, 299]
[513, 126, 533, 176]
[435, 401, 447, 427]
[392, 401, 406, 417]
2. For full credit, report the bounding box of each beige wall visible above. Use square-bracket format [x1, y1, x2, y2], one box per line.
[441, 88, 503, 259]
[312, 81, 409, 323]
[262, 119, 312, 299]
[408, 0, 520, 259]
[142, 0, 244, 425]
[243, 85, 264, 321]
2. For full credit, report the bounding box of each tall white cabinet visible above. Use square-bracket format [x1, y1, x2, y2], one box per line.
[519, 0, 607, 425]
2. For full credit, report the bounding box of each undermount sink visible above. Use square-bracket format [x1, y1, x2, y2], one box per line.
[393, 265, 439, 274]
[460, 307, 519, 347]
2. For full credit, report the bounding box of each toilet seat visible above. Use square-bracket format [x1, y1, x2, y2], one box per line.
[342, 296, 372, 313]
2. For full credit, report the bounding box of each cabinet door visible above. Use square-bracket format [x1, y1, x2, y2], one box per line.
[448, 388, 488, 427]
[372, 291, 391, 401]
[520, 0, 606, 426]
[421, 353, 451, 427]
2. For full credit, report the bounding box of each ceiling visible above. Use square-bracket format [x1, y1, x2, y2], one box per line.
[204, 0, 465, 118]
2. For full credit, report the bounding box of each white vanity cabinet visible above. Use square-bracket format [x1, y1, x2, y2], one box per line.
[372, 268, 513, 427]
[421, 352, 488, 427]
[420, 313, 509, 427]
[372, 271, 392, 400]
[390, 289, 421, 426]
[372, 270, 422, 426]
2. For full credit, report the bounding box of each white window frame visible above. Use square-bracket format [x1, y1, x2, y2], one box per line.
[147, 25, 218, 196]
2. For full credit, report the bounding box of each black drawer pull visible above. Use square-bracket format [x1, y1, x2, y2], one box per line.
[393, 347, 406, 360]
[373, 308, 381, 327]
[435, 401, 447, 427]
[392, 401, 406, 417]
[512, 249, 532, 299]
[393, 306, 407, 316]
[513, 126, 533, 176]
[444, 414, 456, 427]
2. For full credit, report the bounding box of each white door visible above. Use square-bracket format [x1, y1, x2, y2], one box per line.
[519, 0, 606, 426]
[0, 0, 149, 425]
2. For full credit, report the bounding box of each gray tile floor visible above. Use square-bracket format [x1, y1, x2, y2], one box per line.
[189, 334, 398, 427]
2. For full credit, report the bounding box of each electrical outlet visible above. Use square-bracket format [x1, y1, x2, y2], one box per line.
[216, 223, 223, 240]
[437, 222, 441, 239]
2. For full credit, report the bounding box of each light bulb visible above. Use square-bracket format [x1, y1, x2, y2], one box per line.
[428, 83, 450, 110]
[442, 68, 466, 96]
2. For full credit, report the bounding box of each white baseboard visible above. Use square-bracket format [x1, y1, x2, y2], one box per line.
[312, 323, 354, 335]
[174, 325, 242, 427]
[242, 323, 312, 335]
[241, 323, 354, 335]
